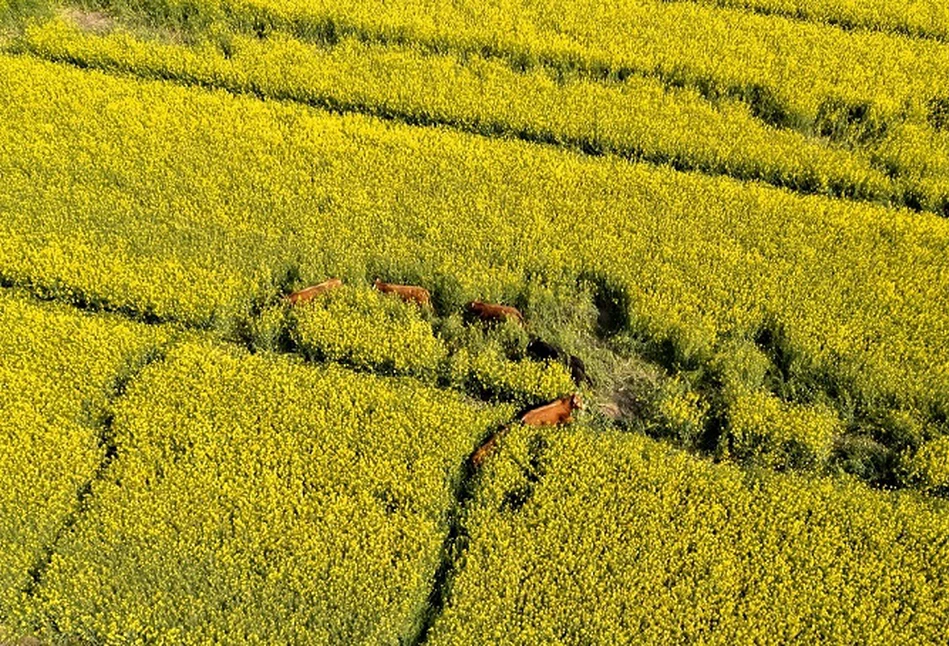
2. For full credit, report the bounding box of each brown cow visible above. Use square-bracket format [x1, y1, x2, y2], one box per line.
[467, 300, 525, 325]
[471, 425, 510, 469]
[373, 278, 431, 307]
[520, 393, 584, 427]
[286, 278, 342, 305]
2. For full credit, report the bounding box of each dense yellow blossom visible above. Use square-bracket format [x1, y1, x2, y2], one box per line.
[429, 425, 949, 644]
[103, 0, 949, 132]
[280, 285, 574, 404]
[25, 19, 903, 210]
[2, 0, 949, 642]
[726, 386, 840, 469]
[0, 292, 170, 631]
[0, 53, 947, 455]
[289, 285, 447, 379]
[679, 0, 949, 41]
[28, 341, 512, 644]
[908, 436, 949, 491]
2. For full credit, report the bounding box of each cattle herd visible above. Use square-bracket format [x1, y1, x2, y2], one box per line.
[287, 277, 588, 468]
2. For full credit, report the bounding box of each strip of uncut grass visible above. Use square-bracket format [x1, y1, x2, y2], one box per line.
[23, 19, 898, 208]
[667, 0, 949, 42]
[0, 292, 170, 636]
[0, 55, 947, 460]
[90, 0, 949, 133]
[26, 341, 510, 644]
[428, 425, 949, 644]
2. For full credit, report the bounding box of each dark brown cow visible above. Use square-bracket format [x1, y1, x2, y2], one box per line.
[471, 425, 510, 469]
[286, 278, 342, 305]
[520, 393, 584, 427]
[467, 300, 525, 325]
[373, 278, 431, 307]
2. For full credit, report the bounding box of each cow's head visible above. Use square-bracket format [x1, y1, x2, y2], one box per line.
[570, 393, 585, 411]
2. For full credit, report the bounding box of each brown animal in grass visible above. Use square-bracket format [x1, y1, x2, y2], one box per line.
[471, 425, 510, 469]
[286, 278, 342, 305]
[520, 393, 584, 427]
[467, 300, 525, 326]
[373, 278, 431, 307]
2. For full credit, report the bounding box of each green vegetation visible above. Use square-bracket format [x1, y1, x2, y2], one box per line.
[429, 424, 949, 644]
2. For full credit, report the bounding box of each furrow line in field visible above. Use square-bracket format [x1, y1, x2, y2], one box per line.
[0, 270, 197, 329]
[658, 0, 949, 44]
[406, 425, 502, 645]
[15, 47, 928, 216]
[21, 340, 177, 603]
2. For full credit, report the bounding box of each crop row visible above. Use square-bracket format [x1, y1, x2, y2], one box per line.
[868, 123, 949, 214]
[668, 0, 949, 42]
[0, 292, 171, 632]
[20, 339, 511, 644]
[1, 54, 948, 482]
[91, 0, 949, 138]
[23, 18, 915, 211]
[429, 424, 949, 644]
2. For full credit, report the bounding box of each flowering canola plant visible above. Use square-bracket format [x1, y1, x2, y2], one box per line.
[0, 292, 170, 630]
[429, 425, 949, 644]
[27, 340, 512, 644]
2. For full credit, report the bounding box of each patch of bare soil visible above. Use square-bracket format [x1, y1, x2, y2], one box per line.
[59, 7, 114, 34]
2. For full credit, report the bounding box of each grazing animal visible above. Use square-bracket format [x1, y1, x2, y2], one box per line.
[527, 337, 593, 386]
[467, 300, 525, 325]
[520, 393, 584, 427]
[471, 425, 510, 469]
[286, 278, 342, 305]
[526, 337, 564, 362]
[567, 354, 593, 387]
[373, 278, 431, 307]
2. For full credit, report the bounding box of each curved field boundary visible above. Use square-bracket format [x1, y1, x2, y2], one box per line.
[661, 0, 949, 44]
[82, 0, 949, 138]
[23, 20, 948, 216]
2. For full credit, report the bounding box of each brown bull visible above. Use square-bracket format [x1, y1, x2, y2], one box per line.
[286, 278, 342, 305]
[520, 393, 584, 427]
[467, 300, 525, 325]
[471, 425, 510, 469]
[373, 278, 431, 307]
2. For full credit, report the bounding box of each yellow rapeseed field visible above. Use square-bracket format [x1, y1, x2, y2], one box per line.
[678, 0, 949, 40]
[104, 0, 949, 131]
[24, 341, 512, 643]
[0, 292, 171, 632]
[2, 0, 949, 641]
[430, 425, 949, 644]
